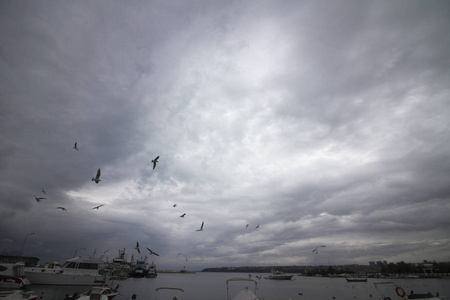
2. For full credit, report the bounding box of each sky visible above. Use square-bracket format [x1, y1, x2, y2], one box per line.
[1, 0, 449, 271]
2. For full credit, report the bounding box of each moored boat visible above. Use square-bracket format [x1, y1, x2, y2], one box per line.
[0, 262, 31, 290]
[374, 282, 443, 300]
[345, 277, 367, 282]
[25, 255, 107, 286]
[0, 290, 38, 300]
[75, 286, 118, 300]
[264, 270, 293, 280]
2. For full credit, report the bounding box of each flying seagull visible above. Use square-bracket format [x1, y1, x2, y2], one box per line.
[92, 168, 101, 183]
[73, 142, 79, 151]
[135, 242, 140, 254]
[56, 207, 67, 211]
[42, 189, 46, 194]
[146, 247, 159, 256]
[151, 156, 159, 170]
[180, 213, 186, 218]
[196, 221, 204, 231]
[34, 195, 46, 202]
[92, 204, 104, 210]
[173, 204, 177, 207]
[246, 224, 249, 228]
[312, 245, 326, 254]
[254, 224, 259, 230]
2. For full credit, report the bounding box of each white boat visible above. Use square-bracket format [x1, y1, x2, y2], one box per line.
[75, 286, 118, 300]
[0, 290, 37, 300]
[374, 282, 443, 300]
[154, 287, 184, 300]
[0, 262, 31, 289]
[226, 278, 260, 300]
[264, 270, 293, 280]
[24, 255, 107, 286]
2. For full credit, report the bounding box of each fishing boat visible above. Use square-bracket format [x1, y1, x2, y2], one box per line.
[264, 270, 293, 280]
[226, 278, 260, 300]
[146, 261, 157, 278]
[75, 286, 118, 300]
[154, 287, 184, 300]
[0, 262, 31, 289]
[129, 259, 149, 278]
[24, 255, 107, 286]
[0, 290, 38, 300]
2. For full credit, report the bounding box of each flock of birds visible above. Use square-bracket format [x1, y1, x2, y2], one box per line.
[33, 141, 326, 263]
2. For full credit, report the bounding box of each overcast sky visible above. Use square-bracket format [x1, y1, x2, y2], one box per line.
[1, 0, 449, 270]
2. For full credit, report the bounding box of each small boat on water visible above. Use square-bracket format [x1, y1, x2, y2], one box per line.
[264, 270, 294, 280]
[74, 286, 118, 300]
[154, 287, 184, 300]
[345, 277, 367, 282]
[0, 262, 31, 290]
[146, 262, 157, 278]
[0, 290, 38, 300]
[226, 278, 260, 300]
[25, 255, 107, 286]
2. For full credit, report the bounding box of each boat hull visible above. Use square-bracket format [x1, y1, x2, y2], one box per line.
[25, 269, 106, 286]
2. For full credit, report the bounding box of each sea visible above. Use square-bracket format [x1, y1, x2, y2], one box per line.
[29, 272, 449, 300]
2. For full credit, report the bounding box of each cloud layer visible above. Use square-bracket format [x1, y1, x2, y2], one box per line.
[1, 1, 449, 269]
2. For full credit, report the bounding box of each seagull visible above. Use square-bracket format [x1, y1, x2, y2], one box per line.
[146, 247, 159, 256]
[254, 225, 259, 230]
[92, 204, 104, 210]
[135, 242, 140, 254]
[73, 142, 79, 151]
[42, 189, 46, 194]
[312, 245, 326, 254]
[151, 156, 159, 170]
[173, 204, 177, 207]
[34, 195, 46, 202]
[246, 224, 249, 228]
[56, 207, 67, 211]
[92, 168, 101, 183]
[196, 221, 204, 231]
[180, 213, 186, 218]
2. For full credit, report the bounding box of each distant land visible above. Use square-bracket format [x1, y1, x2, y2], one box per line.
[202, 261, 450, 276]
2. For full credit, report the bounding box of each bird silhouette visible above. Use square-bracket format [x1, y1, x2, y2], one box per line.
[180, 213, 186, 218]
[312, 245, 326, 254]
[146, 247, 159, 256]
[56, 207, 67, 211]
[254, 225, 259, 230]
[92, 168, 101, 183]
[135, 242, 140, 254]
[92, 204, 104, 210]
[173, 204, 177, 207]
[246, 224, 249, 228]
[42, 189, 46, 194]
[73, 142, 79, 151]
[196, 221, 204, 231]
[151, 156, 159, 169]
[34, 195, 46, 202]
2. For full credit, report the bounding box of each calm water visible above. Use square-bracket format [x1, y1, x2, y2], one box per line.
[30, 272, 449, 300]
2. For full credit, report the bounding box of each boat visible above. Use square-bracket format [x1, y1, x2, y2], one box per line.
[0, 290, 38, 300]
[74, 286, 118, 300]
[24, 255, 107, 286]
[226, 278, 260, 300]
[264, 270, 293, 280]
[129, 259, 149, 278]
[154, 287, 184, 300]
[0, 262, 31, 289]
[345, 277, 367, 282]
[146, 261, 157, 278]
[374, 282, 443, 300]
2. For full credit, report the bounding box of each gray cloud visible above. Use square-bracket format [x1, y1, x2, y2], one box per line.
[1, 0, 449, 269]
